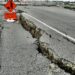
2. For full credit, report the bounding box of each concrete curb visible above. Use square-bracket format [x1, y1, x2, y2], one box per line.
[19, 13, 75, 75]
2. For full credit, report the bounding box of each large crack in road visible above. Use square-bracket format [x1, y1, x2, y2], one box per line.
[0, 21, 52, 75]
[0, 7, 51, 74]
[0, 6, 73, 75]
[19, 13, 75, 75]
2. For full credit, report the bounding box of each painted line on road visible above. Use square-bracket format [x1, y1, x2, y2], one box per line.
[23, 13, 75, 43]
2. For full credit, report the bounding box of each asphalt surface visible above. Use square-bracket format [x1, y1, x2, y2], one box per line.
[0, 6, 74, 75]
[0, 13, 51, 75]
[1, 21, 49, 75]
[16, 6, 75, 62]
[0, 6, 70, 75]
[18, 6, 75, 39]
[0, 7, 51, 75]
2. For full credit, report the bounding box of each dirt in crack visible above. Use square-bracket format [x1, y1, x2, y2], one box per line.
[20, 14, 75, 75]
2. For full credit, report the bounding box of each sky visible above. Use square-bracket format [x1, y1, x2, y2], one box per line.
[27, 0, 75, 2]
[45, 0, 75, 1]
[45, 0, 74, 1]
[52, 0, 75, 1]
[18, 0, 75, 2]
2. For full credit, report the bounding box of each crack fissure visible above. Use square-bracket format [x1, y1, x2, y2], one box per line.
[19, 13, 75, 75]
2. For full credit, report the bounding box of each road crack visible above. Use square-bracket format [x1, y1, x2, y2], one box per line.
[19, 13, 75, 75]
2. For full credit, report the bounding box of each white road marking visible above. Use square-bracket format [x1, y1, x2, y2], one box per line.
[22, 13, 75, 43]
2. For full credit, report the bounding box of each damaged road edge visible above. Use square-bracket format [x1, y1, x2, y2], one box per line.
[19, 13, 75, 75]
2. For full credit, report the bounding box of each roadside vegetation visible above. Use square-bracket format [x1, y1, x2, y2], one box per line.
[64, 2, 75, 10]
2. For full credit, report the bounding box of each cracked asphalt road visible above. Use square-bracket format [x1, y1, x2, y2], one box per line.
[0, 21, 51, 75]
[22, 6, 75, 38]
[16, 6, 75, 63]
[0, 7, 52, 75]
[0, 6, 71, 75]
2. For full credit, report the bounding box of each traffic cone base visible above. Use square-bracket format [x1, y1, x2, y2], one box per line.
[6, 19, 15, 22]
[4, 12, 17, 22]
